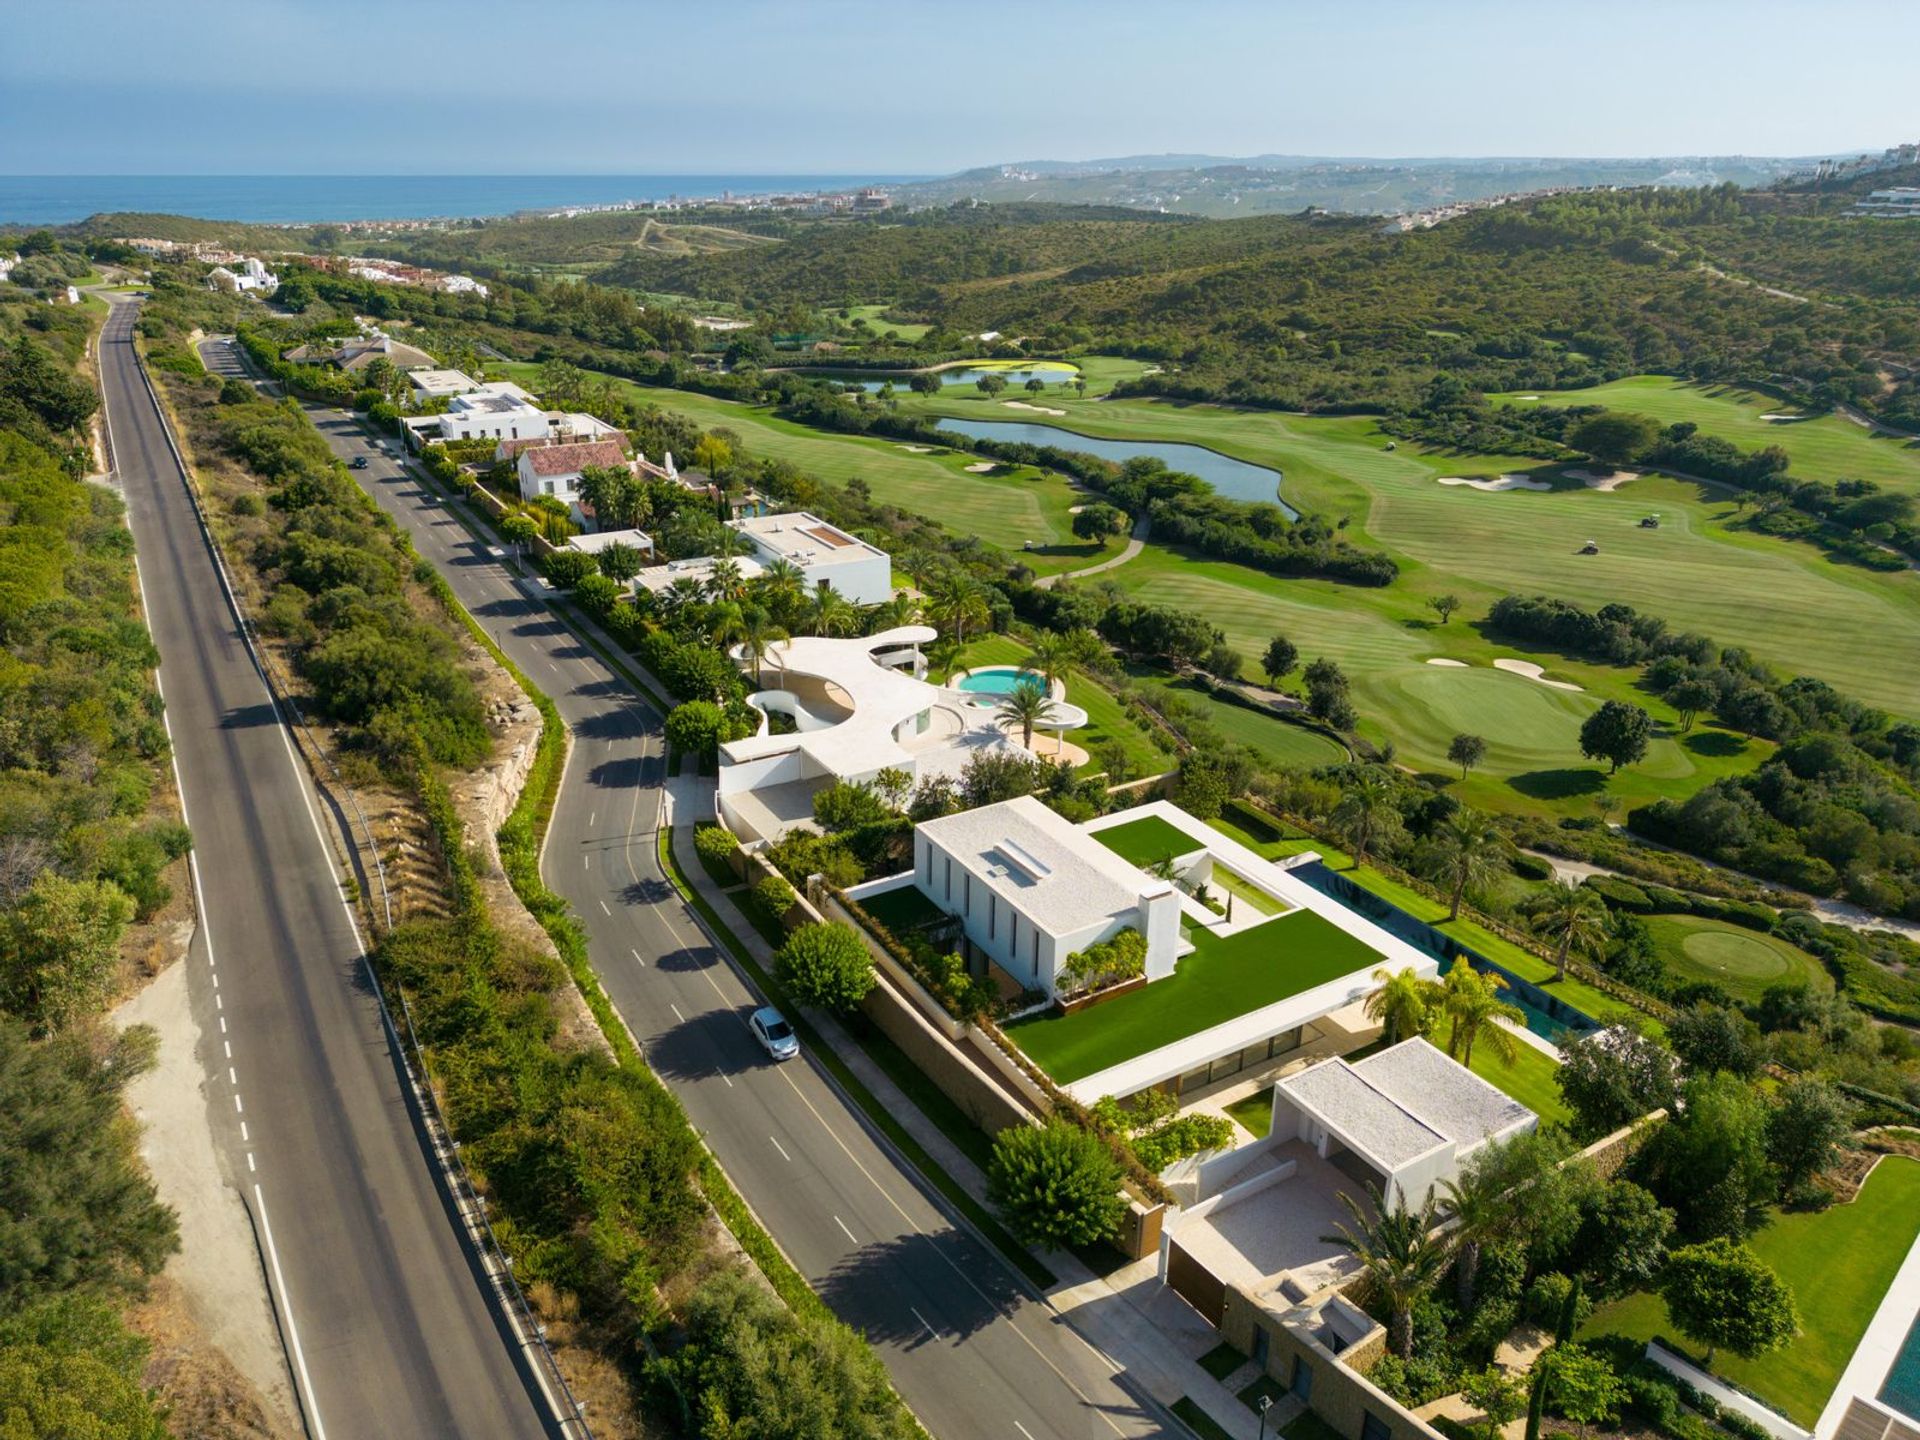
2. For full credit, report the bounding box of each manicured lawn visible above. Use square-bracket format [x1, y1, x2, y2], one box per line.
[1581, 1156, 1920, 1427]
[1092, 815, 1203, 866]
[1209, 866, 1283, 918]
[1198, 1342, 1248, 1381]
[1133, 673, 1349, 770]
[858, 884, 948, 935]
[1005, 909, 1383, 1084]
[1172, 1397, 1235, 1440]
[1466, 1040, 1570, 1126]
[1497, 375, 1920, 498]
[1225, 1086, 1274, 1138]
[837, 304, 929, 342]
[1644, 913, 1832, 1004]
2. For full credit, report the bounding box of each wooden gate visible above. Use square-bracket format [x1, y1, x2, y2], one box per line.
[1165, 1238, 1225, 1325]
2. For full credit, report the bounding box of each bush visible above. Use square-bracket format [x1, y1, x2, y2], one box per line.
[1509, 851, 1556, 882]
[1059, 927, 1147, 996]
[541, 549, 597, 588]
[1524, 1272, 1592, 1329]
[694, 824, 740, 878]
[775, 922, 876, 1014]
[754, 874, 796, 918]
[1585, 875, 1654, 912]
[987, 1120, 1126, 1248]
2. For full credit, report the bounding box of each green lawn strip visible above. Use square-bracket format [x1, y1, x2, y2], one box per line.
[1172, 1396, 1237, 1440]
[1224, 1087, 1274, 1139]
[1198, 1342, 1249, 1381]
[1466, 1040, 1571, 1126]
[1133, 674, 1349, 771]
[1007, 910, 1382, 1084]
[1281, 1408, 1346, 1440]
[859, 884, 949, 934]
[1092, 815, 1202, 866]
[1209, 867, 1283, 918]
[1580, 1156, 1920, 1427]
[1332, 862, 1643, 1029]
[656, 829, 1055, 1289]
[1643, 913, 1831, 1004]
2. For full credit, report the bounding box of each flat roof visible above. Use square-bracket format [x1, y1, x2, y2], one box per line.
[720, 626, 938, 778]
[409, 368, 480, 394]
[567, 528, 652, 555]
[635, 554, 763, 593]
[730, 511, 886, 568]
[918, 794, 1164, 940]
[1280, 1038, 1534, 1173]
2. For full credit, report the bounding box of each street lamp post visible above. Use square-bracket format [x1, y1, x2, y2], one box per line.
[1257, 1395, 1275, 1440]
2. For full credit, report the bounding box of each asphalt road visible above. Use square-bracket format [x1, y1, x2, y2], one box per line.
[101, 302, 558, 1440]
[201, 338, 1174, 1440]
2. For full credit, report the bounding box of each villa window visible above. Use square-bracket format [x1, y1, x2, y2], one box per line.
[964, 873, 971, 913]
[944, 856, 952, 900]
[1361, 1414, 1389, 1440]
[922, 848, 932, 887]
[1031, 929, 1039, 977]
[988, 895, 995, 941]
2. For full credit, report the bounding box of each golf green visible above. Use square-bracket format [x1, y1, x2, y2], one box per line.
[1644, 913, 1831, 1003]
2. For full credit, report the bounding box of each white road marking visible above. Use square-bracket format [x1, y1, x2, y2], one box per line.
[215, 993, 222, 1010]
[246, 1152, 255, 1173]
[211, 972, 218, 989]
[218, 1015, 226, 1034]
[240, 1121, 249, 1143]
[254, 1184, 328, 1440]
[912, 1306, 939, 1339]
[224, 1040, 231, 1058]
[599, 900, 611, 916]
[584, 854, 590, 869]
[630, 948, 645, 967]
[670, 1003, 686, 1023]
[234, 1094, 243, 1114]
[1015, 1423, 1037, 1440]
[589, 811, 596, 827]
[229, 1066, 237, 1085]
[719, 1071, 733, 1088]
[770, 1135, 791, 1162]
[835, 1214, 858, 1245]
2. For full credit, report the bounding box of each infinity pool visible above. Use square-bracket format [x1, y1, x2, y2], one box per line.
[955, 666, 1039, 696]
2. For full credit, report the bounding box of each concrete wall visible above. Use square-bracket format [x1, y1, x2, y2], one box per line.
[859, 968, 1033, 1136]
[1219, 1288, 1444, 1440]
[717, 743, 814, 797]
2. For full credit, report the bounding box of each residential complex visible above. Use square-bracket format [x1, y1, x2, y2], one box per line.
[728, 511, 893, 604]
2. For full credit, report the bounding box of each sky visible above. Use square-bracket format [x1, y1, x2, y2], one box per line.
[4, 0, 1917, 175]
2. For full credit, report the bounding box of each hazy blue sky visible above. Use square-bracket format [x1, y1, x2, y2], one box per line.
[4, 0, 1916, 174]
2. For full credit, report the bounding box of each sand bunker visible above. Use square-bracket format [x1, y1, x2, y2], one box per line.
[964, 461, 997, 473]
[1514, 394, 1541, 401]
[1760, 413, 1810, 423]
[1562, 468, 1642, 492]
[1438, 474, 1553, 492]
[899, 444, 933, 452]
[1003, 400, 1067, 416]
[1425, 658, 1469, 667]
[1493, 658, 1584, 692]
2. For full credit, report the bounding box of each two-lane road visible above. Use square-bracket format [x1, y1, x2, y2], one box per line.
[201, 336, 1172, 1440]
[105, 304, 558, 1440]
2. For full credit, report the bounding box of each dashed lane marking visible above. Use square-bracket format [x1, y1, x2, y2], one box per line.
[835, 1215, 858, 1245]
[770, 1135, 791, 1162]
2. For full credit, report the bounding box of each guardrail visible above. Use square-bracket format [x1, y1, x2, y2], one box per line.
[132, 317, 594, 1440]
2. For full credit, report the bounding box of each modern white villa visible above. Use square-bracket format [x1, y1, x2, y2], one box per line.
[727, 511, 893, 604]
[716, 629, 1091, 841]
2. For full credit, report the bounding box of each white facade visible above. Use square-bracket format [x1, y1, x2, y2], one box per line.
[443, 387, 549, 443]
[1850, 188, 1920, 218]
[440, 274, 490, 296]
[516, 438, 632, 522]
[409, 368, 483, 402]
[728, 511, 892, 604]
[913, 796, 1183, 996]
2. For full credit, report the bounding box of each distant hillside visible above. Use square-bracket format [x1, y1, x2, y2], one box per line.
[893, 153, 1826, 217]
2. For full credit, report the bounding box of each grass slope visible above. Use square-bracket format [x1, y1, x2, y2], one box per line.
[945, 634, 1172, 778]
[1582, 1156, 1920, 1426]
[1644, 914, 1832, 1003]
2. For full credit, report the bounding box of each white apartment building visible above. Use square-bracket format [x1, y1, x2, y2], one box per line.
[727, 511, 892, 604]
[408, 368, 484, 403]
[516, 438, 631, 521]
[440, 384, 547, 443]
[912, 795, 1184, 996]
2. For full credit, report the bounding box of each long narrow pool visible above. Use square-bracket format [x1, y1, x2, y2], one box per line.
[1883, 1313, 1920, 1421]
[935, 417, 1296, 515]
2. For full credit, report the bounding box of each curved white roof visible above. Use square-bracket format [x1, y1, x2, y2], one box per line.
[721, 627, 942, 779]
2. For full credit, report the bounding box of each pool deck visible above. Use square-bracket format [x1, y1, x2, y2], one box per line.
[1816, 1159, 1920, 1438]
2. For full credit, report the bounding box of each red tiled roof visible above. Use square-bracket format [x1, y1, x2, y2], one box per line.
[497, 436, 549, 459]
[521, 440, 627, 477]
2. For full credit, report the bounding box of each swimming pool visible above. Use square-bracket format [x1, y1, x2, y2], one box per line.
[1883, 1312, 1920, 1420]
[954, 666, 1041, 697]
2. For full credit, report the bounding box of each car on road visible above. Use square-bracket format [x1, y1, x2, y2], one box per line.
[350, 455, 370, 469]
[748, 1006, 799, 1061]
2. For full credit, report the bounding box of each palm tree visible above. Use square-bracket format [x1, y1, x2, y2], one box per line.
[810, 584, 857, 638]
[1440, 960, 1525, 1068]
[995, 676, 1061, 750]
[1433, 813, 1507, 923]
[760, 557, 806, 604]
[1365, 967, 1443, 1046]
[1321, 1183, 1451, 1359]
[733, 607, 788, 686]
[1532, 884, 1611, 983]
[866, 590, 920, 632]
[1439, 1157, 1515, 1311]
[660, 575, 705, 617]
[926, 574, 990, 648]
[1331, 769, 1401, 869]
[704, 557, 745, 604]
[1025, 633, 1072, 690]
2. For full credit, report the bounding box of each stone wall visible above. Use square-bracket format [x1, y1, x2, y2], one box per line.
[1220, 1288, 1443, 1440]
[859, 968, 1034, 1136]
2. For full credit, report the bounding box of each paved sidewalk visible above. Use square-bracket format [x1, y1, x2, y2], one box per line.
[663, 774, 1269, 1440]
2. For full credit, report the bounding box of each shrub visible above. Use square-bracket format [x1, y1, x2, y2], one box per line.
[1524, 1272, 1592, 1329]
[987, 1120, 1125, 1248]
[775, 922, 875, 1014]
[541, 549, 597, 589]
[1059, 927, 1147, 997]
[694, 824, 740, 877]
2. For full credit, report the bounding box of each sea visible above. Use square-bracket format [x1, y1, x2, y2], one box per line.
[0, 174, 925, 226]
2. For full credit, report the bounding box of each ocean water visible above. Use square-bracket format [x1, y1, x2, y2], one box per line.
[0, 174, 922, 226]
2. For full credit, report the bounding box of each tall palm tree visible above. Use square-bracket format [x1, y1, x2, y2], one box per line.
[1439, 1156, 1516, 1311]
[1365, 966, 1443, 1046]
[733, 607, 788, 686]
[810, 585, 857, 638]
[1441, 960, 1525, 1068]
[926, 574, 990, 648]
[1331, 769, 1401, 869]
[1434, 813, 1507, 923]
[704, 557, 745, 604]
[760, 557, 806, 604]
[1321, 1183, 1451, 1359]
[1025, 633, 1072, 690]
[660, 575, 705, 618]
[867, 590, 920, 632]
[995, 676, 1061, 751]
[1532, 884, 1611, 984]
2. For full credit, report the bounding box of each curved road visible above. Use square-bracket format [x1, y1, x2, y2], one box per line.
[201, 336, 1173, 1440]
[103, 302, 558, 1440]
